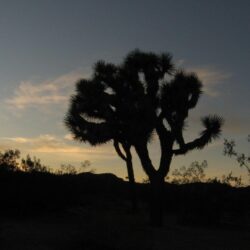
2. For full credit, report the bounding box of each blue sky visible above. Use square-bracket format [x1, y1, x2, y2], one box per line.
[0, 0, 249, 182]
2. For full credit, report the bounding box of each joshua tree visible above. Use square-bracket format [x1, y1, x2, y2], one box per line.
[65, 50, 223, 226]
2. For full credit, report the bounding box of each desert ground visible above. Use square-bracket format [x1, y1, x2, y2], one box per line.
[1, 200, 250, 250]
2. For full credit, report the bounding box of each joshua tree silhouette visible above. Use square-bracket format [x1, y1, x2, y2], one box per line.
[65, 50, 223, 226]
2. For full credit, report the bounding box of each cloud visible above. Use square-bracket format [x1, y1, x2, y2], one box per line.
[187, 66, 231, 97]
[7, 137, 29, 143]
[6, 70, 89, 110]
[0, 134, 115, 159]
[64, 133, 74, 141]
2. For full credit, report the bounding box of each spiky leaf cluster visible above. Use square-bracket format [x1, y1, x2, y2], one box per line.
[65, 50, 223, 152]
[65, 50, 174, 145]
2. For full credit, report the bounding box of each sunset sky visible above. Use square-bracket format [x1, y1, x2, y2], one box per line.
[0, 0, 249, 182]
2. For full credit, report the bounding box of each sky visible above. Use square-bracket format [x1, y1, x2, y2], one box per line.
[0, 0, 249, 182]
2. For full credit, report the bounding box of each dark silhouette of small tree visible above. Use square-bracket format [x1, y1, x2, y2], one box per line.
[220, 172, 242, 187]
[224, 136, 250, 182]
[171, 160, 208, 184]
[21, 154, 49, 173]
[65, 50, 223, 226]
[56, 161, 92, 175]
[0, 149, 20, 172]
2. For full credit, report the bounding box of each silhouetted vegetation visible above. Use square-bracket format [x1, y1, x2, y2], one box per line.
[0, 149, 20, 172]
[65, 50, 223, 226]
[1, 148, 250, 250]
[21, 154, 50, 173]
[224, 135, 250, 182]
[170, 160, 243, 187]
[0, 153, 249, 226]
[56, 160, 93, 175]
[171, 160, 208, 184]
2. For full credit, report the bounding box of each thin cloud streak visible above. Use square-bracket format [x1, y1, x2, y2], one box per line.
[188, 66, 231, 97]
[6, 70, 89, 110]
[0, 134, 115, 159]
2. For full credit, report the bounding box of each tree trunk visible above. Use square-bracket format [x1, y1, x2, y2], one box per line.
[134, 142, 170, 226]
[126, 156, 138, 212]
[149, 175, 165, 227]
[113, 140, 138, 212]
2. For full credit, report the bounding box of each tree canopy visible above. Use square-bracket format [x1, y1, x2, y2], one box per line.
[66, 50, 223, 176]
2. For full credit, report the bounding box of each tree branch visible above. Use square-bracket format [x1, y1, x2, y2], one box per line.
[122, 143, 132, 161]
[173, 133, 213, 155]
[173, 115, 223, 155]
[134, 142, 156, 178]
[155, 120, 174, 177]
[113, 140, 127, 161]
